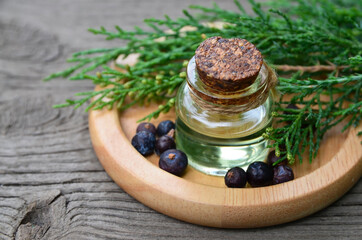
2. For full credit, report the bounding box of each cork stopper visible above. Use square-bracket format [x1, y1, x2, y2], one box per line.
[195, 36, 263, 92]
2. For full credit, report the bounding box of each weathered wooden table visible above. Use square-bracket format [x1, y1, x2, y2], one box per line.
[1, 0, 361, 239]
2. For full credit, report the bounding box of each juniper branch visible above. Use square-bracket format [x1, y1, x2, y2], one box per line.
[45, 0, 362, 164]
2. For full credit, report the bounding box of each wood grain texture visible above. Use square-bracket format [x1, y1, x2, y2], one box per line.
[0, 0, 361, 239]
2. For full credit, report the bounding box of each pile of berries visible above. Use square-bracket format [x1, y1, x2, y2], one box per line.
[131, 120, 294, 187]
[131, 120, 188, 176]
[224, 150, 294, 188]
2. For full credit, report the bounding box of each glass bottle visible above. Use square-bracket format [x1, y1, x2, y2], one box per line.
[175, 37, 277, 176]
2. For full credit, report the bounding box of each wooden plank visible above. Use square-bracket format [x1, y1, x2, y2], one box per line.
[0, 0, 361, 239]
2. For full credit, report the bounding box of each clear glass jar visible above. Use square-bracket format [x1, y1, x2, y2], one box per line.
[175, 56, 276, 176]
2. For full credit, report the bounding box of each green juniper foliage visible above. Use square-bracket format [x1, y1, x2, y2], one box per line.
[45, 0, 362, 164]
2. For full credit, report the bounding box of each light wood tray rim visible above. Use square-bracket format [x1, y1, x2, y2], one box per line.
[89, 103, 362, 228]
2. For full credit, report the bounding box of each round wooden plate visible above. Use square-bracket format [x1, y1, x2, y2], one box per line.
[89, 101, 362, 228]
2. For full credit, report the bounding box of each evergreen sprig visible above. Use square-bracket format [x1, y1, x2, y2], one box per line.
[264, 69, 362, 164]
[45, 0, 362, 164]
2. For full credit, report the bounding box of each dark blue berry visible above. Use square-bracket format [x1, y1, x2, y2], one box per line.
[279, 144, 287, 152]
[159, 149, 188, 176]
[246, 162, 273, 187]
[156, 120, 175, 137]
[155, 135, 176, 156]
[131, 131, 156, 156]
[284, 104, 300, 123]
[224, 167, 247, 188]
[284, 103, 299, 115]
[284, 104, 313, 129]
[267, 150, 286, 166]
[136, 122, 156, 135]
[273, 165, 294, 185]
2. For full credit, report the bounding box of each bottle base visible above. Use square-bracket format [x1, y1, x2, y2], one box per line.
[187, 147, 269, 176]
[175, 118, 270, 176]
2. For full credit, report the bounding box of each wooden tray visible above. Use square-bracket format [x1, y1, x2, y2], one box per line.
[89, 101, 362, 228]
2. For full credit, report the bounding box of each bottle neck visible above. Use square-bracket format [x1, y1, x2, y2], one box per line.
[186, 56, 277, 113]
